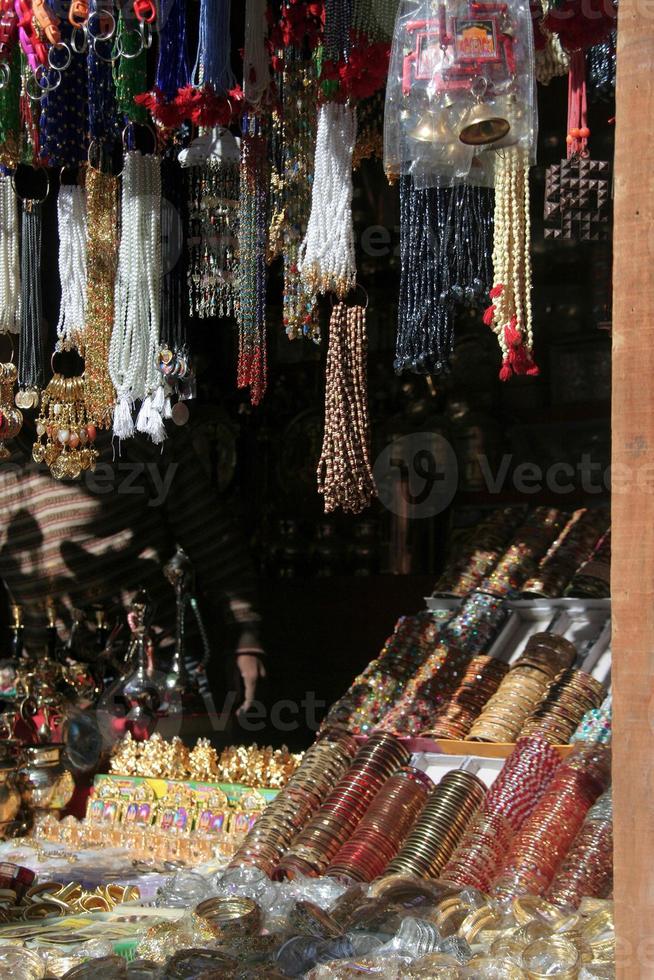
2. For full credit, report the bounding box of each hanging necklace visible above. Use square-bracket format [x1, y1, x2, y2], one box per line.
[155, 0, 190, 101]
[317, 298, 377, 514]
[39, 21, 88, 167]
[0, 174, 20, 334]
[109, 150, 164, 442]
[299, 101, 358, 300]
[84, 165, 118, 427]
[485, 147, 538, 380]
[55, 181, 87, 353]
[15, 167, 49, 410]
[237, 114, 268, 406]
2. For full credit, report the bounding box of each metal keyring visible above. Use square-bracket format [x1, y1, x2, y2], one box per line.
[92, 36, 119, 62]
[48, 41, 72, 71]
[0, 62, 10, 91]
[87, 138, 123, 178]
[116, 28, 144, 59]
[70, 26, 88, 53]
[25, 68, 51, 102]
[42, 64, 62, 91]
[138, 19, 153, 48]
[87, 9, 115, 41]
[11, 165, 50, 205]
[121, 121, 157, 155]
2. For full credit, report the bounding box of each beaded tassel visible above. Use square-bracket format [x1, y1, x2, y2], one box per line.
[396, 177, 494, 375]
[317, 301, 376, 514]
[485, 148, 538, 381]
[237, 121, 268, 405]
[55, 185, 87, 352]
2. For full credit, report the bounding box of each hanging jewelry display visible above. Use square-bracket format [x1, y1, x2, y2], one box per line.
[55, 183, 87, 353]
[186, 131, 240, 319]
[109, 150, 164, 442]
[39, 21, 88, 167]
[352, 0, 399, 42]
[300, 102, 358, 299]
[238, 116, 268, 406]
[87, 0, 121, 153]
[587, 31, 616, 101]
[243, 0, 269, 106]
[317, 299, 377, 514]
[485, 147, 538, 380]
[192, 0, 235, 95]
[396, 178, 494, 375]
[0, 356, 22, 459]
[113, 9, 148, 126]
[268, 9, 322, 341]
[0, 38, 21, 168]
[544, 51, 611, 242]
[16, 171, 49, 409]
[84, 166, 118, 427]
[0, 174, 20, 334]
[159, 149, 191, 423]
[32, 373, 99, 480]
[154, 0, 190, 101]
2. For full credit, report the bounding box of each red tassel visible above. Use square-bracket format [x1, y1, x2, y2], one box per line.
[499, 362, 513, 382]
[489, 284, 504, 299]
[483, 305, 496, 326]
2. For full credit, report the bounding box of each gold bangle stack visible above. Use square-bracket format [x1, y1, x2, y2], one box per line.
[520, 669, 606, 745]
[468, 634, 577, 743]
[384, 769, 486, 879]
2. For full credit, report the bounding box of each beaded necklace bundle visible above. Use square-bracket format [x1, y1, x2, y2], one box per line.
[84, 167, 118, 427]
[238, 117, 268, 406]
[485, 148, 538, 380]
[269, 45, 321, 342]
[0, 174, 20, 334]
[397, 177, 494, 376]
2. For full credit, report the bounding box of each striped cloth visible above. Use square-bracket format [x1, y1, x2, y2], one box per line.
[0, 430, 262, 658]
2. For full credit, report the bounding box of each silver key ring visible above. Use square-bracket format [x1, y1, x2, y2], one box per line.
[48, 41, 72, 71]
[116, 27, 144, 59]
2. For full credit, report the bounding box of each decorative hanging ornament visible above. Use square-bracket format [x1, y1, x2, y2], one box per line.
[0, 349, 22, 460]
[183, 128, 240, 319]
[543, 51, 611, 242]
[299, 102, 358, 299]
[32, 372, 99, 480]
[532, 0, 570, 86]
[317, 298, 377, 514]
[0, 174, 20, 334]
[55, 183, 87, 353]
[242, 0, 269, 107]
[485, 147, 538, 381]
[109, 150, 164, 442]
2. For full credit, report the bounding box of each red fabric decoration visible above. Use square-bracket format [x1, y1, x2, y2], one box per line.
[135, 84, 245, 131]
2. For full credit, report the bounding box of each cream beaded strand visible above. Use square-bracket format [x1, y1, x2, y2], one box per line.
[299, 102, 357, 298]
[486, 147, 538, 379]
[55, 185, 87, 352]
[0, 175, 20, 334]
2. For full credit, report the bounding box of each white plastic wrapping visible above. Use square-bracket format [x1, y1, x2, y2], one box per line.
[384, 0, 537, 186]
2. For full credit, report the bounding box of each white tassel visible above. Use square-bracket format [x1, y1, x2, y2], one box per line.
[0, 175, 20, 334]
[299, 103, 357, 299]
[113, 395, 135, 440]
[55, 185, 87, 351]
[152, 382, 165, 413]
[109, 151, 162, 443]
[163, 395, 173, 419]
[146, 407, 166, 444]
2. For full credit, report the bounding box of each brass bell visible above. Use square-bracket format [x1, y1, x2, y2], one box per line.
[409, 109, 451, 144]
[459, 101, 510, 146]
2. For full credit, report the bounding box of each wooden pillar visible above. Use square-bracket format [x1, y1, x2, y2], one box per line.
[612, 9, 654, 978]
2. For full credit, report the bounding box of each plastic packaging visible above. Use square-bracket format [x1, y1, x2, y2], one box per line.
[384, 0, 537, 187]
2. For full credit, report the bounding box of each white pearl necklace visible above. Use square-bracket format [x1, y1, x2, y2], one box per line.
[109, 151, 164, 443]
[0, 175, 20, 335]
[55, 185, 87, 352]
[299, 102, 357, 299]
